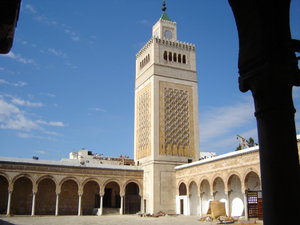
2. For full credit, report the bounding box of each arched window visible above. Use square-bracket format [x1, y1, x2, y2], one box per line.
[178, 54, 182, 63]
[147, 54, 150, 62]
[169, 52, 172, 61]
[179, 182, 187, 195]
[183, 55, 186, 64]
[163, 51, 168, 60]
[173, 53, 177, 62]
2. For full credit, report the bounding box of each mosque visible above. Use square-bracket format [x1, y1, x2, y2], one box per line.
[0, 2, 299, 220]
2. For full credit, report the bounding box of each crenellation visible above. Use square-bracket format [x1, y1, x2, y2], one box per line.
[136, 38, 154, 58]
[154, 37, 195, 51]
[137, 37, 195, 60]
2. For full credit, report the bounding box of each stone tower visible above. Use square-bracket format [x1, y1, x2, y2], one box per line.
[134, 1, 199, 214]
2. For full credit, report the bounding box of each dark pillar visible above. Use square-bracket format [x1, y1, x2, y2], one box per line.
[0, 0, 21, 54]
[228, 1, 300, 224]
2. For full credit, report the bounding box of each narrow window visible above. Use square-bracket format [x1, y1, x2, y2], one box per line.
[178, 54, 182, 63]
[169, 52, 172, 61]
[163, 51, 167, 60]
[173, 53, 177, 62]
[183, 55, 186, 64]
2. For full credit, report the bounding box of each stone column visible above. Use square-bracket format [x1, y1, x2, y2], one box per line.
[31, 192, 36, 216]
[98, 195, 103, 216]
[55, 193, 59, 216]
[228, 1, 300, 224]
[243, 191, 248, 220]
[78, 194, 82, 216]
[140, 196, 143, 213]
[199, 194, 203, 217]
[6, 191, 12, 216]
[212, 192, 216, 200]
[187, 195, 191, 216]
[226, 192, 230, 217]
[120, 195, 124, 215]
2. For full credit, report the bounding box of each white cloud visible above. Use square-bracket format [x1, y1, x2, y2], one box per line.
[17, 132, 38, 139]
[71, 36, 80, 41]
[2, 51, 36, 65]
[0, 96, 64, 137]
[200, 99, 254, 142]
[0, 104, 40, 131]
[40, 92, 56, 97]
[89, 107, 106, 112]
[47, 48, 68, 58]
[14, 81, 27, 87]
[199, 97, 258, 154]
[0, 98, 21, 117]
[25, 4, 37, 14]
[43, 131, 62, 136]
[0, 79, 27, 87]
[24, 3, 81, 42]
[36, 120, 65, 127]
[11, 97, 43, 107]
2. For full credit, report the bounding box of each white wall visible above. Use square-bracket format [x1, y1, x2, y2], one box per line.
[200, 180, 212, 215]
[176, 195, 189, 215]
[189, 182, 199, 215]
[229, 175, 244, 217]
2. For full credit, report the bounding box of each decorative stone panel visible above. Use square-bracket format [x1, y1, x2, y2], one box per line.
[136, 84, 151, 160]
[159, 81, 195, 157]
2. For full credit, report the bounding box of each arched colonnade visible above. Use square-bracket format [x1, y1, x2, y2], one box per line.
[0, 173, 142, 216]
[176, 170, 261, 219]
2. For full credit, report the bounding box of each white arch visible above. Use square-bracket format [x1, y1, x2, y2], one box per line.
[228, 175, 244, 217]
[189, 181, 199, 215]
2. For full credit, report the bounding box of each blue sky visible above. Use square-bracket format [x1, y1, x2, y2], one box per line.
[0, 0, 299, 160]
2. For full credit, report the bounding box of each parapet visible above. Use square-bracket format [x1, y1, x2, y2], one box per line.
[136, 37, 196, 59]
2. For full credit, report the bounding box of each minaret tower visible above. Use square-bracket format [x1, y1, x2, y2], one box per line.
[134, 1, 199, 214]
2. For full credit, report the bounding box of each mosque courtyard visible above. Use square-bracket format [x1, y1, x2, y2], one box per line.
[0, 215, 220, 225]
[0, 215, 264, 225]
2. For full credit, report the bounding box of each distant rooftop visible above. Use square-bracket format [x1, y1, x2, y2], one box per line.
[69, 149, 135, 166]
[0, 156, 142, 171]
[175, 146, 260, 170]
[176, 134, 300, 170]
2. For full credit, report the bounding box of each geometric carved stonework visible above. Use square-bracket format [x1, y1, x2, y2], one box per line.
[136, 84, 151, 160]
[159, 81, 195, 157]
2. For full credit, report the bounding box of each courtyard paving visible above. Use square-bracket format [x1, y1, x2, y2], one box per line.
[0, 215, 219, 225]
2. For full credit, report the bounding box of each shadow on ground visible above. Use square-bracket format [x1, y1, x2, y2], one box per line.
[0, 219, 16, 225]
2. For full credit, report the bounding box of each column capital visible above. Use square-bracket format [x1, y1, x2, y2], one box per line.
[32, 186, 38, 194]
[242, 189, 247, 194]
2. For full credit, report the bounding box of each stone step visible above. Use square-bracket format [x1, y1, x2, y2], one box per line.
[102, 208, 120, 215]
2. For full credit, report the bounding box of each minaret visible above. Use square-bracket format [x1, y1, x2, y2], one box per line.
[134, 1, 199, 214]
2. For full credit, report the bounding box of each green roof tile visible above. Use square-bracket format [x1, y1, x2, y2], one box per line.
[160, 12, 172, 22]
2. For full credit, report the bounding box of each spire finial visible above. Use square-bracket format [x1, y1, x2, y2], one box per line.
[162, 0, 167, 12]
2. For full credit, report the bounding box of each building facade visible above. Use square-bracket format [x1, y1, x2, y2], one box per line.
[134, 9, 199, 214]
[0, 157, 143, 216]
[1, 3, 300, 220]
